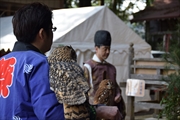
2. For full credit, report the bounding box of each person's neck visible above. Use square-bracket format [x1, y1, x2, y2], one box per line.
[31, 42, 44, 54]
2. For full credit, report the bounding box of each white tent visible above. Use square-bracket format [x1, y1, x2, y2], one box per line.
[0, 6, 151, 111]
[0, 16, 15, 51]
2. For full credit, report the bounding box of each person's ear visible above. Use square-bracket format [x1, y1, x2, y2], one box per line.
[38, 28, 45, 40]
[95, 46, 99, 51]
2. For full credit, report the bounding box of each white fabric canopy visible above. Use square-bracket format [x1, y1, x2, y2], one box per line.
[0, 16, 15, 51]
[0, 6, 151, 112]
[51, 6, 150, 53]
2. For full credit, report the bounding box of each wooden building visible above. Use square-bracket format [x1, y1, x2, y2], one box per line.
[131, 0, 180, 52]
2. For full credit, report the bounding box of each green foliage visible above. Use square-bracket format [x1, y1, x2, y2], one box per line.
[160, 73, 180, 120]
[146, 0, 154, 7]
[160, 21, 180, 120]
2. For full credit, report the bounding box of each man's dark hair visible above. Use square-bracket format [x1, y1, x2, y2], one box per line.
[12, 2, 53, 43]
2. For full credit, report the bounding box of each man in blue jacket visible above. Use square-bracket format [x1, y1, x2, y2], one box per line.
[0, 2, 121, 120]
[0, 2, 65, 120]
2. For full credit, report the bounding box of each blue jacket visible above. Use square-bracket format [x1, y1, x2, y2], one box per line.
[0, 42, 65, 120]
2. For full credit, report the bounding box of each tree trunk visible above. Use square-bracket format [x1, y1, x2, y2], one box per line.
[100, 0, 104, 5]
[79, 0, 91, 7]
[111, 0, 117, 12]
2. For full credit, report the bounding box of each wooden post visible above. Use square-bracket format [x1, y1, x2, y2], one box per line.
[126, 43, 135, 120]
[153, 68, 162, 117]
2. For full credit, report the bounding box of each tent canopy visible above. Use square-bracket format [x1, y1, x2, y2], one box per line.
[51, 6, 151, 53]
[0, 16, 15, 51]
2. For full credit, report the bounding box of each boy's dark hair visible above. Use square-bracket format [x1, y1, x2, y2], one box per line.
[12, 2, 53, 43]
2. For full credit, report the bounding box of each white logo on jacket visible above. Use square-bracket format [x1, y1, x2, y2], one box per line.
[23, 64, 33, 74]
[13, 116, 21, 120]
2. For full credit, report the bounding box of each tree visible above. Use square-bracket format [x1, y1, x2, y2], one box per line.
[159, 21, 180, 120]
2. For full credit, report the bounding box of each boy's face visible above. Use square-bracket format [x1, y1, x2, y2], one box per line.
[95, 45, 110, 62]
